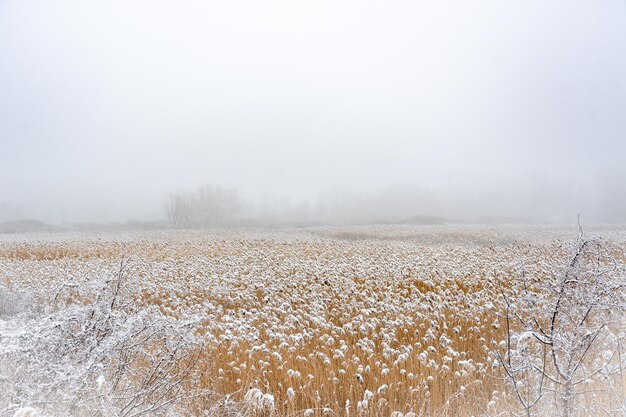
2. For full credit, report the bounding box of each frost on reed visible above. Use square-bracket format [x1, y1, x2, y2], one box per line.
[0, 226, 624, 417]
[12, 407, 38, 417]
[242, 388, 276, 416]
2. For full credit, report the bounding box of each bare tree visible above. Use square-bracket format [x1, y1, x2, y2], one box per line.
[164, 185, 242, 226]
[164, 194, 189, 225]
[493, 231, 626, 416]
[190, 184, 242, 225]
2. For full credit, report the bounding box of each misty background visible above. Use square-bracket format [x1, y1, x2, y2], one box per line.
[1, 0, 625, 227]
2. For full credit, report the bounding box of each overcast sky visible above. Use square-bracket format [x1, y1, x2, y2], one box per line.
[1, 0, 625, 223]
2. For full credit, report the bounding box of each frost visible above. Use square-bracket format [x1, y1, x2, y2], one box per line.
[13, 407, 38, 417]
[0, 227, 624, 417]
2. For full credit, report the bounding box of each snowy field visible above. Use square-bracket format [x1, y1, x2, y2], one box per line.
[0, 225, 624, 417]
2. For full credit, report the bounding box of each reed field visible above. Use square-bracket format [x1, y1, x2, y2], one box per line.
[0, 225, 624, 417]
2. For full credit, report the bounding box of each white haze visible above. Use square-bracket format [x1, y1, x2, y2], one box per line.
[1, 0, 625, 224]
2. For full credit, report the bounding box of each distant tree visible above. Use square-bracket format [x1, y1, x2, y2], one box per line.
[0, 201, 20, 222]
[212, 186, 242, 222]
[165, 185, 242, 226]
[192, 184, 241, 224]
[164, 194, 189, 225]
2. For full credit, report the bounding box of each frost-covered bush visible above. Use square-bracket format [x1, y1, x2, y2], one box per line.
[0, 260, 210, 417]
[493, 235, 626, 417]
[0, 285, 34, 318]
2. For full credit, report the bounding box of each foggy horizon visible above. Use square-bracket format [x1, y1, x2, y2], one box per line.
[1, 0, 625, 226]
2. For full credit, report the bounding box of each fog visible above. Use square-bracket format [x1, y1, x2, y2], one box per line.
[1, 0, 625, 226]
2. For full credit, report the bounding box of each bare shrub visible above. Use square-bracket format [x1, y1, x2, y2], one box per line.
[493, 233, 626, 416]
[0, 259, 211, 417]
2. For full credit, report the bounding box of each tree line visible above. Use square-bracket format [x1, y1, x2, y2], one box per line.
[164, 184, 242, 226]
